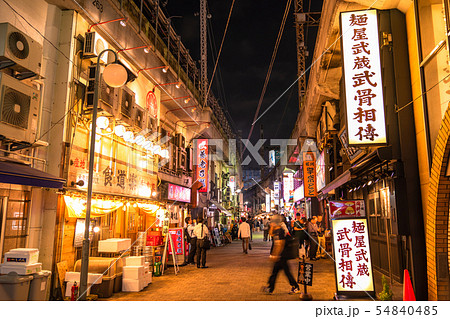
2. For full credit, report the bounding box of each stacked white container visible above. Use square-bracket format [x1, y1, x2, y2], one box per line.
[122, 256, 145, 292]
[0, 248, 42, 275]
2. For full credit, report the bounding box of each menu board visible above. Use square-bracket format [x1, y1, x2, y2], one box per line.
[168, 228, 185, 255]
[329, 200, 365, 219]
[331, 218, 374, 297]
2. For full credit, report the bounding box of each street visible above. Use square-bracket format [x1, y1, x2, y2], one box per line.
[108, 232, 342, 301]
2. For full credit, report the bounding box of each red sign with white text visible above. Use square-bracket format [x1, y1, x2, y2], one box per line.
[196, 139, 208, 193]
[168, 183, 191, 203]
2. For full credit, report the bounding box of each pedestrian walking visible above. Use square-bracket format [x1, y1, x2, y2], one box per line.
[185, 217, 197, 265]
[193, 216, 210, 268]
[238, 217, 251, 253]
[263, 217, 270, 241]
[262, 214, 300, 294]
[307, 216, 319, 261]
[316, 215, 327, 259]
[231, 222, 238, 240]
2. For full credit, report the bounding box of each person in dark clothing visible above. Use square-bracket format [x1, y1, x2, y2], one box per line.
[185, 217, 197, 265]
[231, 222, 239, 240]
[307, 216, 319, 261]
[262, 215, 300, 294]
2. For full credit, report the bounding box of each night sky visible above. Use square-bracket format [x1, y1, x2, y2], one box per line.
[164, 1, 323, 163]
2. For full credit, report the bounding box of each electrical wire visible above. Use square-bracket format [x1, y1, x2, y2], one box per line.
[202, 0, 236, 109]
[243, 0, 292, 156]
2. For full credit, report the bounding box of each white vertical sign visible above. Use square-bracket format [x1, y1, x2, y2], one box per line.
[331, 218, 374, 294]
[274, 182, 280, 205]
[265, 194, 271, 213]
[341, 10, 386, 145]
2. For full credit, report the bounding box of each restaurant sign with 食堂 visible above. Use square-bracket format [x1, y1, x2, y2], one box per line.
[341, 9, 387, 146]
[331, 199, 374, 298]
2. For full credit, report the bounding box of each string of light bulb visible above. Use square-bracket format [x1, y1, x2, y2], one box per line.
[95, 116, 170, 159]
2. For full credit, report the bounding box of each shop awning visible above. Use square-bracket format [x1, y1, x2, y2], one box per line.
[0, 161, 65, 189]
[209, 199, 232, 216]
[320, 169, 352, 195]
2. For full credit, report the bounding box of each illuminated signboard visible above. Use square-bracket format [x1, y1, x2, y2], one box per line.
[146, 90, 158, 118]
[293, 184, 304, 203]
[229, 176, 236, 195]
[316, 151, 326, 192]
[196, 139, 208, 193]
[265, 194, 271, 213]
[274, 182, 280, 205]
[168, 183, 191, 203]
[283, 173, 294, 202]
[330, 200, 366, 219]
[303, 152, 317, 197]
[341, 9, 386, 145]
[331, 217, 375, 296]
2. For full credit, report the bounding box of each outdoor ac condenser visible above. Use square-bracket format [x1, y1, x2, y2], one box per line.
[0, 22, 43, 78]
[0, 72, 39, 144]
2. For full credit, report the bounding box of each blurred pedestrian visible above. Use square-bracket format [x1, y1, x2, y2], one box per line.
[194, 216, 210, 268]
[263, 217, 270, 241]
[238, 217, 251, 254]
[262, 214, 300, 294]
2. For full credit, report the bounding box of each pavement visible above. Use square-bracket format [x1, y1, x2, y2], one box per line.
[106, 231, 403, 301]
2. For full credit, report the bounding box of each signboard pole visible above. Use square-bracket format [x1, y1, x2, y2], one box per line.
[298, 255, 313, 300]
[162, 233, 179, 275]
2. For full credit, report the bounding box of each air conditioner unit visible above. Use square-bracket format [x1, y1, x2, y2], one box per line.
[0, 22, 42, 77]
[84, 65, 117, 116]
[178, 148, 186, 171]
[133, 104, 147, 131]
[116, 86, 135, 126]
[174, 132, 185, 148]
[187, 148, 193, 171]
[83, 32, 108, 64]
[0, 72, 39, 143]
[171, 145, 178, 171]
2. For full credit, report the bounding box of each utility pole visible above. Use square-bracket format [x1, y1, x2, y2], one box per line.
[293, 0, 320, 110]
[200, 0, 207, 102]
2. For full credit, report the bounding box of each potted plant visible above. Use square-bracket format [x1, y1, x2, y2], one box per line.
[378, 275, 393, 301]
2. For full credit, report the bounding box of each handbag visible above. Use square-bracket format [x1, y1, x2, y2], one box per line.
[249, 242, 252, 250]
[200, 223, 211, 250]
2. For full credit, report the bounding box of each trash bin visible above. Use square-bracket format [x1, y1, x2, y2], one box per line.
[28, 270, 51, 301]
[0, 272, 33, 301]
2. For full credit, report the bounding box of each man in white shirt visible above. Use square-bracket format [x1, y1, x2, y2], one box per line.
[193, 216, 210, 268]
[238, 217, 251, 254]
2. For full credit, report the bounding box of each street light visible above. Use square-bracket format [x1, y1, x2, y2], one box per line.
[79, 49, 127, 301]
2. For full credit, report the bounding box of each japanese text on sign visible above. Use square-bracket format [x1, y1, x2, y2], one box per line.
[341, 10, 386, 145]
[298, 262, 314, 286]
[196, 139, 208, 193]
[332, 218, 374, 293]
[303, 152, 317, 197]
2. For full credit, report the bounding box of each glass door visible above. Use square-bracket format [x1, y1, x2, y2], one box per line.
[0, 197, 7, 262]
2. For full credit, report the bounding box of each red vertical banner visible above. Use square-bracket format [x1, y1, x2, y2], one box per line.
[303, 151, 317, 197]
[196, 139, 208, 193]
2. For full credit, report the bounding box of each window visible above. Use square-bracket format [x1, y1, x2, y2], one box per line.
[0, 193, 30, 262]
[417, 0, 450, 155]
